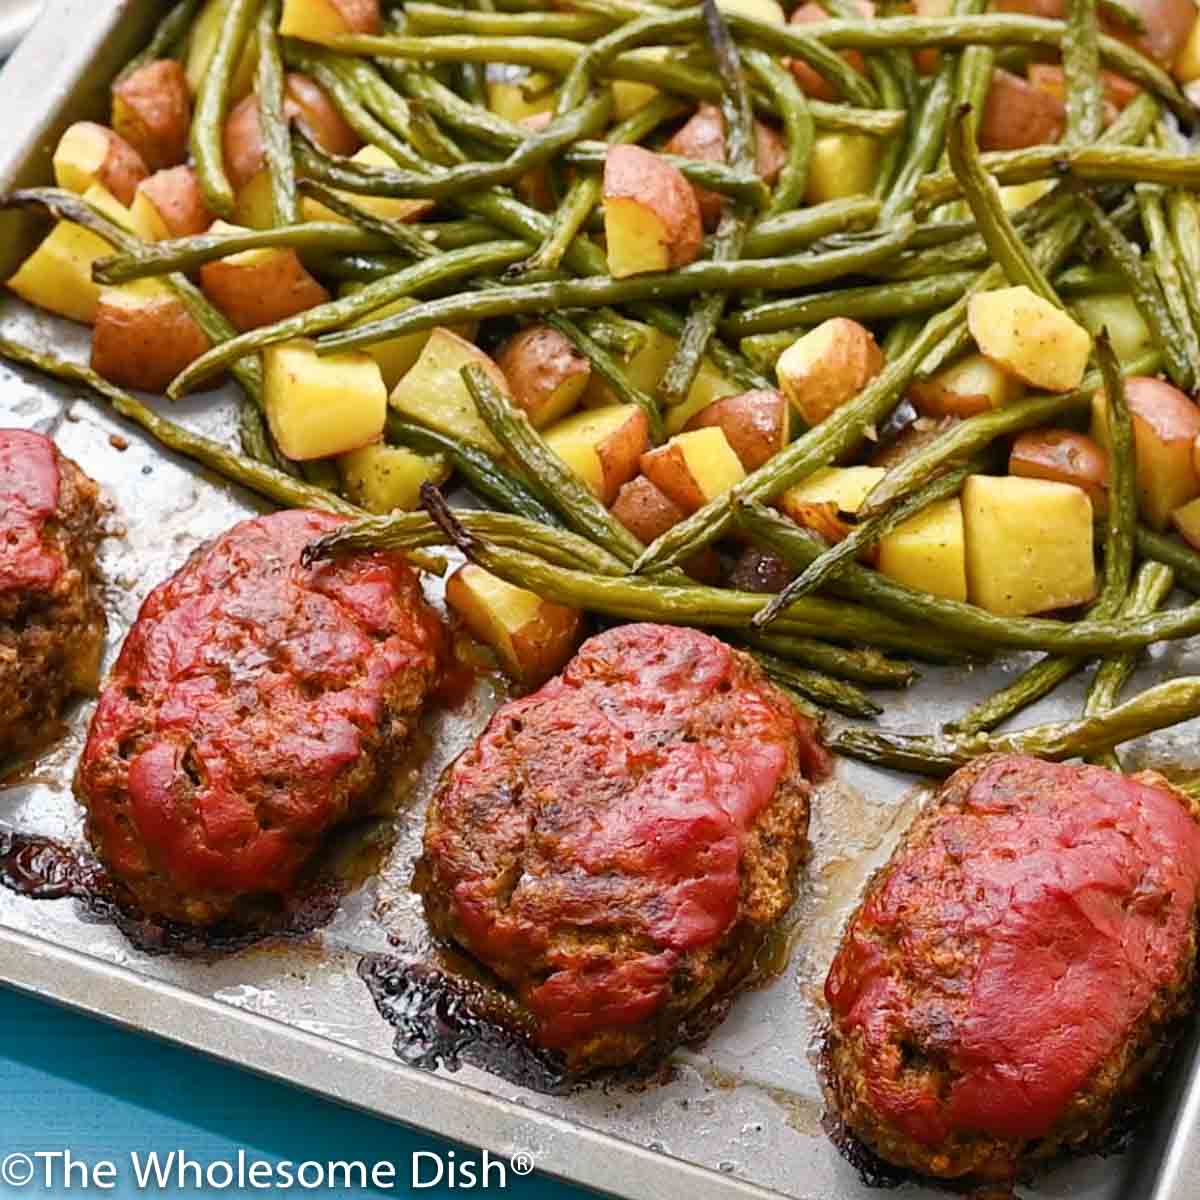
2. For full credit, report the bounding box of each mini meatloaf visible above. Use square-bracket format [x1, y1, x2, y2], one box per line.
[77, 510, 445, 926]
[0, 429, 105, 761]
[417, 623, 830, 1071]
[823, 753, 1200, 1184]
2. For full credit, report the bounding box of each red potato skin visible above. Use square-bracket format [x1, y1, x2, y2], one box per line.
[604, 144, 703, 270]
[824, 754, 1200, 1182]
[77, 510, 445, 926]
[610, 475, 720, 582]
[111, 60, 192, 172]
[996, 0, 1195, 64]
[137, 167, 214, 238]
[199, 250, 331, 332]
[787, 2, 872, 102]
[595, 406, 651, 506]
[1027, 63, 1140, 124]
[417, 624, 829, 1067]
[683, 389, 788, 472]
[223, 94, 266, 192]
[329, 0, 383, 34]
[1009, 429, 1110, 513]
[496, 325, 590, 422]
[1125, 375, 1200, 442]
[979, 69, 1066, 151]
[65, 123, 148, 206]
[285, 74, 361, 157]
[91, 295, 213, 394]
[664, 105, 787, 229]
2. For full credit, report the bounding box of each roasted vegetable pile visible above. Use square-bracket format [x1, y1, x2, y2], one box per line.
[9, 0, 1200, 776]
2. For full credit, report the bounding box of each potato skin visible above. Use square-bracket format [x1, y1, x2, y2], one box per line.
[285, 73, 361, 156]
[979, 68, 1066, 151]
[111, 60, 192, 171]
[604, 144, 703, 272]
[56, 122, 148, 206]
[200, 250, 331, 332]
[496, 325, 591, 429]
[683, 388, 788, 471]
[1010, 429, 1109, 513]
[91, 290, 212, 393]
[222, 94, 266, 192]
[786, 1, 872, 100]
[777, 318, 885, 427]
[329, 0, 383, 33]
[610, 475, 720, 581]
[136, 167, 214, 238]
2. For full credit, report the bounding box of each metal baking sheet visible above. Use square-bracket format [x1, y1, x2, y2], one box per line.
[2, 5, 1200, 1199]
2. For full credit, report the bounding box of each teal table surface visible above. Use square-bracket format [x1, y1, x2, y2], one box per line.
[0, 986, 581, 1200]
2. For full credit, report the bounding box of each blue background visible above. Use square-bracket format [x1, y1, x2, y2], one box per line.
[0, 987, 580, 1199]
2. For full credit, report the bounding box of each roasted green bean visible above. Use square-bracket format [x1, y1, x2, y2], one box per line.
[256, 0, 299, 226]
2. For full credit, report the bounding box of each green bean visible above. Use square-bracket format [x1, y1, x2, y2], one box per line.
[255, 0, 299, 226]
[120, 0, 202, 79]
[660, 0, 753, 410]
[1165, 186, 1200, 345]
[293, 92, 612, 201]
[0, 337, 365, 520]
[579, 310, 649, 360]
[859, 348, 1161, 520]
[316, 225, 915, 353]
[516, 177, 600, 276]
[754, 458, 982, 623]
[722, 270, 975, 337]
[1085, 560, 1175, 769]
[1063, 0, 1103, 143]
[790, 14, 1193, 118]
[385, 418, 562, 528]
[949, 335, 1137, 734]
[947, 102, 1057, 304]
[406, 2, 614, 38]
[868, 47, 909, 201]
[545, 314, 665, 442]
[1137, 526, 1200, 594]
[326, 54, 434, 152]
[918, 143, 1200, 211]
[1098, 0, 1146, 31]
[167, 239, 531, 396]
[294, 178, 439, 260]
[422, 489, 966, 657]
[627, 302, 771, 391]
[1076, 188, 1192, 391]
[189, 0, 257, 216]
[748, 651, 882, 719]
[463, 365, 647, 565]
[743, 196, 880, 257]
[740, 330, 805, 371]
[746, 49, 812, 217]
[1138, 184, 1200, 390]
[742, 633, 917, 688]
[806, 101, 906, 137]
[632, 290, 969, 573]
[830, 677, 1200, 777]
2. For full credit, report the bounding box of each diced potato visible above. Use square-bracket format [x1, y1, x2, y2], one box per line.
[999, 179, 1058, 213]
[787, 2, 871, 100]
[1092, 375, 1200, 528]
[968, 285, 1091, 391]
[777, 318, 884, 427]
[338, 443, 450, 513]
[639, 427, 746, 513]
[279, 0, 382, 44]
[496, 325, 591, 429]
[717, 0, 786, 18]
[909, 352, 1026, 418]
[388, 327, 508, 454]
[804, 134, 880, 204]
[868, 416, 959, 470]
[487, 69, 557, 123]
[663, 103, 787, 230]
[1109, 0, 1196, 65]
[603, 145, 702, 278]
[223, 93, 266, 192]
[7, 185, 137, 324]
[877, 498, 968, 602]
[199, 224, 330, 331]
[285, 73, 361, 156]
[1175, 11, 1200, 81]
[683, 388, 790, 471]
[962, 474, 1096, 615]
[979, 68, 1065, 151]
[132, 166, 213, 240]
[1171, 494, 1200, 547]
[544, 404, 649, 505]
[53, 122, 148, 207]
[1009, 429, 1109, 513]
[300, 145, 432, 224]
[233, 170, 277, 230]
[185, 0, 258, 98]
[1071, 292, 1154, 363]
[263, 338, 386, 460]
[91, 279, 212, 392]
[446, 564, 582, 688]
[777, 465, 884, 544]
[111, 60, 192, 171]
[611, 475, 686, 544]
